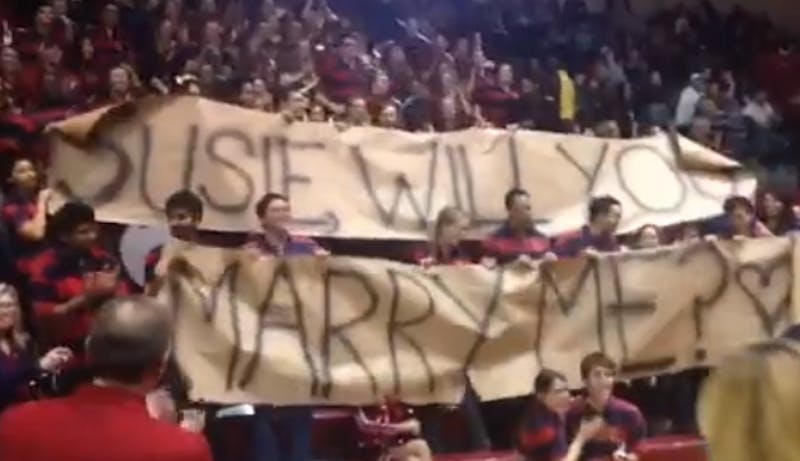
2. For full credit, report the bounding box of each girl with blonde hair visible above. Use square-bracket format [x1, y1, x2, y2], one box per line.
[416, 206, 471, 267]
[413, 206, 491, 453]
[0, 283, 72, 413]
[698, 339, 800, 461]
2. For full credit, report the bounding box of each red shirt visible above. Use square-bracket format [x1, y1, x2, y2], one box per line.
[0, 384, 213, 461]
[14, 26, 68, 61]
[90, 26, 126, 73]
[483, 222, 551, 265]
[553, 226, 620, 258]
[15, 63, 46, 111]
[474, 84, 519, 127]
[317, 52, 369, 104]
[518, 398, 568, 461]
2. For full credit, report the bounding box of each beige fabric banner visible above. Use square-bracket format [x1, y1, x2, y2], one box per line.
[48, 96, 755, 239]
[158, 237, 799, 405]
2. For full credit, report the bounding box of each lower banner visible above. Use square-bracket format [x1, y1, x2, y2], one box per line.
[159, 237, 800, 405]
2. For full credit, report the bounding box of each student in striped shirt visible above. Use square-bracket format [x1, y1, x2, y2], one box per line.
[242, 192, 327, 257]
[518, 369, 603, 461]
[482, 188, 555, 266]
[565, 353, 645, 461]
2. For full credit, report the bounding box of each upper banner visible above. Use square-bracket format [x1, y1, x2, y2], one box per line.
[48, 96, 755, 239]
[158, 237, 799, 405]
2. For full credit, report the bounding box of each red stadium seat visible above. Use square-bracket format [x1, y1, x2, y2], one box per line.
[637, 435, 707, 461]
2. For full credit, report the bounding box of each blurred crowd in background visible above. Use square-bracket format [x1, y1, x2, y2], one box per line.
[0, 0, 799, 181]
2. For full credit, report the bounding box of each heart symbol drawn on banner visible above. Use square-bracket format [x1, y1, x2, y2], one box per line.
[734, 258, 792, 337]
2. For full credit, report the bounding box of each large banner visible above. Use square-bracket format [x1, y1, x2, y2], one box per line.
[48, 96, 755, 239]
[159, 237, 799, 405]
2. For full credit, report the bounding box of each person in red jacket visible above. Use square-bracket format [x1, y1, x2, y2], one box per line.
[0, 295, 213, 461]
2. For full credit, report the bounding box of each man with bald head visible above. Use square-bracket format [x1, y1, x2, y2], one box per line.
[0, 296, 212, 461]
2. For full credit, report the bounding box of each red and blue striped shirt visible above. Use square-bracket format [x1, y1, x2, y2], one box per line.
[564, 397, 645, 460]
[243, 233, 324, 256]
[518, 398, 568, 461]
[553, 226, 619, 258]
[28, 244, 132, 356]
[482, 222, 551, 265]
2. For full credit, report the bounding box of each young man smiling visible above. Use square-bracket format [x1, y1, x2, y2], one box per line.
[565, 353, 645, 461]
[234, 192, 326, 461]
[144, 189, 204, 295]
[555, 196, 622, 258]
[243, 192, 327, 257]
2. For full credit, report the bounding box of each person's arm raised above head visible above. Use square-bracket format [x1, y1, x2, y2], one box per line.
[15, 189, 50, 242]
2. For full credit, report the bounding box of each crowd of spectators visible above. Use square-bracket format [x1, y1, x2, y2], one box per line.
[0, 0, 800, 461]
[0, 0, 798, 170]
[0, 172, 795, 461]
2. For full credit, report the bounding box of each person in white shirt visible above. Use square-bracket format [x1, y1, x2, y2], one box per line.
[674, 74, 704, 129]
[742, 91, 778, 129]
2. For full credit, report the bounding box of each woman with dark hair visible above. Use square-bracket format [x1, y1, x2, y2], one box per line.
[1, 158, 50, 276]
[757, 190, 798, 236]
[517, 369, 603, 461]
[714, 195, 772, 239]
[368, 72, 395, 120]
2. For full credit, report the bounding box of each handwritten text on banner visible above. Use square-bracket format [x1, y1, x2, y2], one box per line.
[159, 237, 799, 405]
[49, 96, 755, 239]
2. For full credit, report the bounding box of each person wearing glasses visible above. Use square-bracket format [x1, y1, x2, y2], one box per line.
[518, 368, 604, 461]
